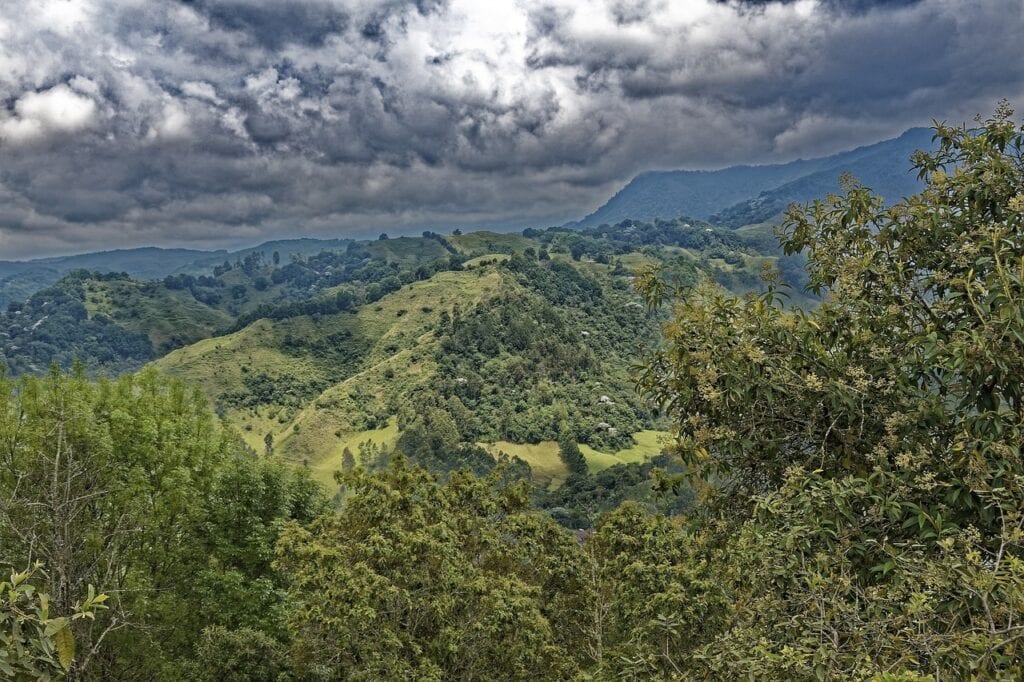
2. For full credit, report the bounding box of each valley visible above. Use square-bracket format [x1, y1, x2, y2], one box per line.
[0, 218, 800, 506]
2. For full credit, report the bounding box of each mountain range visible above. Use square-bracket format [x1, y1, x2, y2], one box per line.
[0, 127, 932, 312]
[571, 127, 933, 229]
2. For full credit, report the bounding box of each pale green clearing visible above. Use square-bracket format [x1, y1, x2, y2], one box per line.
[309, 417, 401, 491]
[464, 253, 511, 268]
[448, 231, 535, 255]
[481, 441, 567, 490]
[483, 429, 671, 489]
[579, 430, 671, 473]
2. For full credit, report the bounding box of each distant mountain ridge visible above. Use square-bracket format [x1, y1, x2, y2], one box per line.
[572, 127, 934, 229]
[0, 247, 225, 310]
[0, 239, 353, 309]
[0, 247, 223, 281]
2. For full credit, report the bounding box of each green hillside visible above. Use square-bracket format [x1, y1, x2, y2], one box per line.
[81, 278, 234, 353]
[156, 256, 674, 494]
[448, 230, 536, 255]
[2, 220, 807, 498]
[158, 267, 507, 457]
[0, 234, 465, 376]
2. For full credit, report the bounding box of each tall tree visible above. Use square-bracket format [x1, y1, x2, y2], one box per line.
[0, 367, 325, 679]
[276, 458, 589, 680]
[558, 435, 588, 479]
[637, 106, 1024, 677]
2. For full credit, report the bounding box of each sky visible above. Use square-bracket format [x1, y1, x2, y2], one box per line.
[0, 0, 1022, 259]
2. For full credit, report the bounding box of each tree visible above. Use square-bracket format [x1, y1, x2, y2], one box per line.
[637, 106, 1024, 677]
[263, 432, 274, 456]
[558, 435, 588, 478]
[272, 251, 280, 266]
[192, 626, 291, 682]
[580, 503, 725, 678]
[0, 367, 325, 679]
[276, 459, 588, 680]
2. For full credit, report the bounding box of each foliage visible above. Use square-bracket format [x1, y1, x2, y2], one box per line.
[0, 566, 107, 681]
[431, 266, 658, 449]
[276, 459, 588, 680]
[540, 453, 691, 529]
[0, 273, 154, 375]
[558, 434, 588, 478]
[582, 503, 726, 678]
[0, 235, 461, 378]
[0, 366, 326, 680]
[637, 107, 1024, 677]
[192, 626, 292, 682]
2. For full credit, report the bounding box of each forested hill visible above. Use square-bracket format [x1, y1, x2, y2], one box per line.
[572, 127, 932, 229]
[0, 220, 803, 522]
[0, 234, 452, 375]
[0, 247, 222, 310]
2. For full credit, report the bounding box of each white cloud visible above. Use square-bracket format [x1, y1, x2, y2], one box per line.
[146, 98, 190, 140]
[181, 80, 222, 104]
[0, 84, 98, 143]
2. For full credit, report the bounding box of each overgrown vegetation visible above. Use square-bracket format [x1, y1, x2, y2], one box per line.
[2, 111, 1020, 679]
[632, 106, 1024, 677]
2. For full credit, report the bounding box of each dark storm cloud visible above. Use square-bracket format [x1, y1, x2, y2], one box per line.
[0, 0, 1021, 258]
[724, 0, 924, 11]
[184, 0, 351, 49]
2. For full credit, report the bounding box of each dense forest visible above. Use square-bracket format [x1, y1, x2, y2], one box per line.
[2, 111, 1023, 679]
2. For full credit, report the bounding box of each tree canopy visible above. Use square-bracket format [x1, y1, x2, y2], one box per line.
[636, 103, 1024, 677]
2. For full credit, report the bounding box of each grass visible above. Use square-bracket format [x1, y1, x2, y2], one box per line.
[482, 430, 672, 489]
[616, 252, 658, 270]
[83, 279, 232, 351]
[277, 269, 507, 462]
[579, 430, 671, 473]
[155, 317, 340, 401]
[464, 253, 511, 268]
[481, 441, 567, 490]
[308, 417, 401, 491]
[156, 265, 514, 474]
[448, 231, 536, 255]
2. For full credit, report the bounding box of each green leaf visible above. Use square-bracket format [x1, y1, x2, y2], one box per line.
[54, 623, 75, 672]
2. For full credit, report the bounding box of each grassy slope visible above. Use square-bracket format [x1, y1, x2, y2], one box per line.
[82, 279, 232, 352]
[278, 268, 506, 463]
[482, 430, 670, 490]
[464, 254, 511, 268]
[448, 231, 535, 255]
[579, 430, 670, 471]
[156, 258, 669, 493]
[156, 266, 508, 465]
[482, 441, 567, 489]
[309, 417, 401, 490]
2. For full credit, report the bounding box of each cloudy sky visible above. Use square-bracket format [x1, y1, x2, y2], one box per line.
[0, 0, 1021, 259]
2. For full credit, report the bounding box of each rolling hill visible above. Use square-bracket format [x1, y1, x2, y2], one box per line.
[0, 247, 223, 309]
[0, 221, 804, 513]
[0, 234, 460, 375]
[149, 221, 804, 497]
